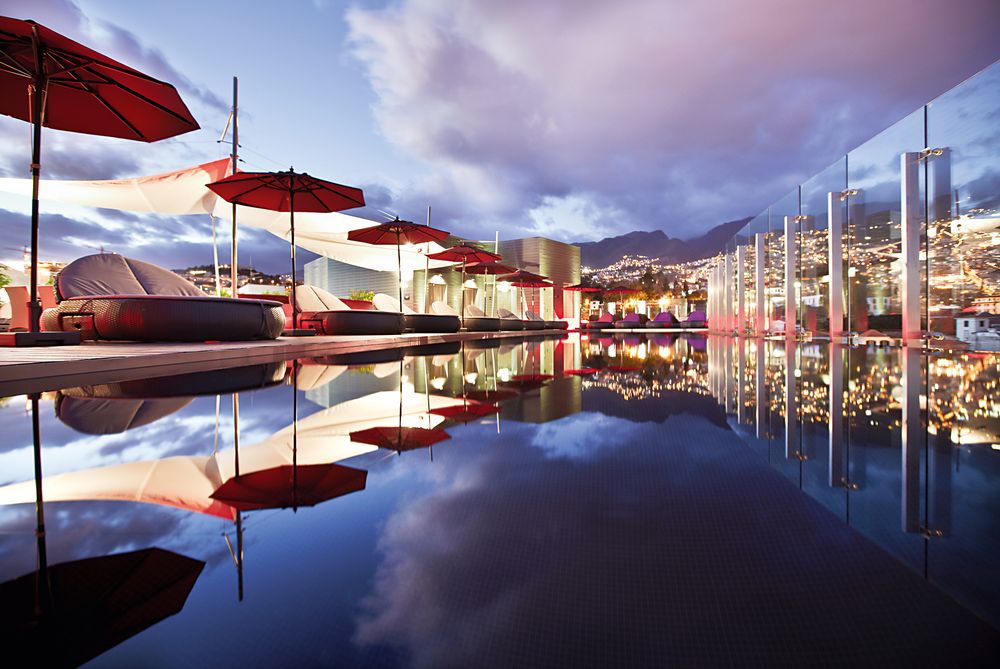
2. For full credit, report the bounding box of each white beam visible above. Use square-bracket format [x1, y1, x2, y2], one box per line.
[828, 192, 844, 339]
[901, 151, 922, 344]
[784, 216, 797, 339]
[755, 233, 766, 336]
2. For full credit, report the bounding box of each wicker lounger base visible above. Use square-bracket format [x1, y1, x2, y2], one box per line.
[584, 322, 614, 330]
[462, 317, 502, 332]
[299, 310, 405, 336]
[41, 296, 285, 342]
[544, 321, 568, 330]
[404, 313, 461, 333]
[499, 319, 525, 331]
[523, 320, 545, 330]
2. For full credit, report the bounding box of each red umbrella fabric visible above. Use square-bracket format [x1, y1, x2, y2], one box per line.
[564, 368, 599, 375]
[462, 261, 518, 275]
[207, 169, 365, 332]
[501, 373, 553, 391]
[209, 463, 367, 511]
[503, 269, 552, 316]
[349, 426, 451, 452]
[564, 283, 601, 293]
[347, 218, 449, 306]
[464, 388, 519, 402]
[0, 18, 200, 338]
[427, 245, 502, 323]
[429, 403, 499, 423]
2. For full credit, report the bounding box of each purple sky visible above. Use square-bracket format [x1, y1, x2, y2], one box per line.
[1, 0, 998, 274]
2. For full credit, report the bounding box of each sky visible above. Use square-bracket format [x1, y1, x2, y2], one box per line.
[0, 0, 998, 274]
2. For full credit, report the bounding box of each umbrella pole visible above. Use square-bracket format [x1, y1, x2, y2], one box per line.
[460, 259, 467, 328]
[424, 207, 431, 313]
[293, 361, 298, 510]
[397, 230, 403, 308]
[28, 55, 43, 333]
[211, 216, 221, 296]
[30, 394, 51, 615]
[290, 193, 297, 330]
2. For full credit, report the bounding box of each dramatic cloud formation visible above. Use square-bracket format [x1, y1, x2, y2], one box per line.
[347, 0, 1000, 240]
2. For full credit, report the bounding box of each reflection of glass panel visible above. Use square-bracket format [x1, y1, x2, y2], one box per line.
[926, 62, 1000, 344]
[847, 109, 923, 334]
[800, 159, 845, 334]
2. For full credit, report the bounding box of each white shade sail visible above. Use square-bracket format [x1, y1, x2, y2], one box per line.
[0, 390, 464, 519]
[0, 160, 456, 273]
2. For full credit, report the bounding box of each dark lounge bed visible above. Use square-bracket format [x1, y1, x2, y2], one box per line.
[295, 285, 405, 336]
[41, 254, 285, 341]
[373, 293, 460, 333]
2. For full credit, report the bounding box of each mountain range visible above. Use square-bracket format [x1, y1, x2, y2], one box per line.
[576, 217, 750, 268]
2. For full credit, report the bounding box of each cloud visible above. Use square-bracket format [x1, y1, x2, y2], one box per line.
[347, 0, 1000, 241]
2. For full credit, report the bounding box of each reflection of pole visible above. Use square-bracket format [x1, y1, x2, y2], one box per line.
[31, 394, 51, 615]
[828, 343, 844, 488]
[233, 391, 243, 601]
[902, 347, 921, 533]
[737, 338, 746, 424]
[785, 343, 798, 462]
[755, 340, 766, 440]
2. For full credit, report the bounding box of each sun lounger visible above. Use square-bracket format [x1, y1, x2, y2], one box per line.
[461, 304, 503, 332]
[645, 311, 678, 328]
[372, 293, 460, 333]
[614, 313, 647, 329]
[497, 308, 527, 331]
[524, 309, 566, 330]
[683, 310, 707, 328]
[296, 285, 404, 336]
[581, 312, 615, 330]
[40, 254, 285, 341]
[519, 309, 546, 330]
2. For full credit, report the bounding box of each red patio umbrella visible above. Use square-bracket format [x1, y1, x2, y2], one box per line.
[504, 269, 553, 318]
[349, 426, 451, 453]
[464, 388, 519, 402]
[464, 261, 517, 317]
[428, 402, 499, 424]
[210, 463, 367, 511]
[348, 218, 449, 307]
[501, 373, 553, 391]
[427, 244, 501, 324]
[207, 169, 365, 335]
[564, 283, 601, 293]
[0, 18, 200, 345]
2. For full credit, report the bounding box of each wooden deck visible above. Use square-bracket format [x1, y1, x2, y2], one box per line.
[0, 329, 566, 396]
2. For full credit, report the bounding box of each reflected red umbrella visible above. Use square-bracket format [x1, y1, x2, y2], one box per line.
[501, 373, 553, 391]
[427, 245, 502, 323]
[0, 18, 200, 343]
[207, 169, 365, 334]
[464, 388, 519, 402]
[348, 218, 449, 306]
[606, 365, 642, 372]
[210, 463, 367, 511]
[564, 368, 599, 375]
[429, 403, 499, 423]
[0, 547, 204, 668]
[350, 426, 451, 453]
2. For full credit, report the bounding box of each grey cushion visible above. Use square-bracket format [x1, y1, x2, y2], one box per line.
[57, 254, 204, 300]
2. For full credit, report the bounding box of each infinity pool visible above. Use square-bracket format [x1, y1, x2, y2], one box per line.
[1, 335, 997, 667]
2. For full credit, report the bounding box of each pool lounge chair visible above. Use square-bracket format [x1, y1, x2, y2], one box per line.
[295, 285, 404, 336]
[496, 308, 526, 331]
[460, 304, 503, 332]
[41, 254, 284, 342]
[614, 313, 647, 329]
[524, 309, 567, 330]
[683, 310, 708, 328]
[517, 309, 545, 331]
[581, 312, 615, 330]
[372, 293, 460, 333]
[646, 311, 678, 328]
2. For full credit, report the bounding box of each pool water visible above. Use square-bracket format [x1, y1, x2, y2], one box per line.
[1, 334, 997, 667]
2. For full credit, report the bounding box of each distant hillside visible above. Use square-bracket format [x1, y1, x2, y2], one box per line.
[577, 217, 750, 268]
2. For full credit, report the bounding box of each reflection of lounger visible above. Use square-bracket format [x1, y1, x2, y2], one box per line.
[582, 312, 614, 330]
[296, 285, 404, 336]
[373, 294, 460, 333]
[497, 308, 526, 331]
[41, 254, 285, 341]
[461, 304, 502, 332]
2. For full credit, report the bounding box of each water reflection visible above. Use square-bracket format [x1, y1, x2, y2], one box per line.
[0, 334, 997, 666]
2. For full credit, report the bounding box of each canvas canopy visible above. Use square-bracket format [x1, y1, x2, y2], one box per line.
[0, 160, 455, 273]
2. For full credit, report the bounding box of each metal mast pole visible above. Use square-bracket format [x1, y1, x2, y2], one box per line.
[231, 77, 239, 297]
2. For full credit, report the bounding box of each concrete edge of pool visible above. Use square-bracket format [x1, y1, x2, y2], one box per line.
[0, 329, 569, 396]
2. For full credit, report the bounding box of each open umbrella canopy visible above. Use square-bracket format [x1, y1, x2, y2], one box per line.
[0, 17, 199, 340]
[463, 388, 519, 402]
[206, 169, 365, 213]
[429, 403, 499, 423]
[0, 547, 204, 668]
[0, 18, 199, 140]
[427, 244, 501, 264]
[209, 463, 367, 511]
[504, 269, 553, 288]
[462, 261, 518, 276]
[348, 218, 449, 246]
[564, 283, 601, 293]
[349, 426, 451, 452]
[501, 373, 554, 391]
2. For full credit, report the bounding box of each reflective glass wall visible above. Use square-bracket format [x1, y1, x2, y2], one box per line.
[711, 60, 1000, 351]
